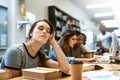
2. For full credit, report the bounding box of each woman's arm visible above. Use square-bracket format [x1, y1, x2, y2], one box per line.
[97, 41, 109, 52]
[46, 38, 70, 73]
[75, 58, 97, 63]
[5, 68, 19, 79]
[0, 47, 23, 79]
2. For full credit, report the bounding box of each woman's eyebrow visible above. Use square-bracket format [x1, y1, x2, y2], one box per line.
[38, 25, 44, 27]
[38, 25, 51, 30]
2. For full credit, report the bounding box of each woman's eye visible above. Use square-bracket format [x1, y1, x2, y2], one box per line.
[38, 26, 51, 33]
[72, 38, 76, 41]
[39, 26, 44, 30]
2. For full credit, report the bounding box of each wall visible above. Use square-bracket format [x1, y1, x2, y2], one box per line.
[0, 0, 26, 57]
[0, 0, 8, 7]
[25, 0, 99, 34]
[8, 0, 26, 45]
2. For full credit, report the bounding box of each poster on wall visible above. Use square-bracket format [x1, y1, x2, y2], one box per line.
[0, 6, 8, 49]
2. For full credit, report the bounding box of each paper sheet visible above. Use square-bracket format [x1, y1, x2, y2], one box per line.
[83, 71, 120, 80]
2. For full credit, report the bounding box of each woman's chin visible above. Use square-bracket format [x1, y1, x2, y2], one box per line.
[41, 41, 47, 44]
[71, 46, 74, 48]
[37, 39, 48, 44]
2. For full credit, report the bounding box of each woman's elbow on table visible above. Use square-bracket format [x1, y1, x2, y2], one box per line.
[59, 63, 70, 73]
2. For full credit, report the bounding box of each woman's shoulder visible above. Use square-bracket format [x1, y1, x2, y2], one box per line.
[9, 43, 24, 50]
[6, 43, 25, 55]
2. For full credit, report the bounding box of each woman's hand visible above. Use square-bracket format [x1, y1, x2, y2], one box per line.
[103, 48, 109, 52]
[47, 32, 70, 73]
[86, 58, 97, 62]
[49, 32, 55, 44]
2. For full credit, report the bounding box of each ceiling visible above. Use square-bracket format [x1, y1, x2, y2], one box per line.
[71, 0, 114, 25]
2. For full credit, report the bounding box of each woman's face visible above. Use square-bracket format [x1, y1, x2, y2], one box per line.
[76, 35, 83, 46]
[31, 21, 51, 44]
[67, 20, 72, 26]
[68, 35, 77, 48]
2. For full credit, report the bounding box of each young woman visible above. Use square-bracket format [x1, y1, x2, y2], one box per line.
[49, 30, 77, 62]
[0, 19, 69, 79]
[74, 31, 90, 58]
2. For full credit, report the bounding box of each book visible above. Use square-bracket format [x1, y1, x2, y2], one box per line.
[0, 70, 8, 80]
[83, 64, 103, 71]
[22, 67, 60, 80]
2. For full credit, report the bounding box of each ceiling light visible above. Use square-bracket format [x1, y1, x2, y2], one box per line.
[94, 12, 113, 17]
[86, 4, 111, 9]
[101, 20, 116, 23]
[101, 19, 118, 28]
[103, 23, 118, 28]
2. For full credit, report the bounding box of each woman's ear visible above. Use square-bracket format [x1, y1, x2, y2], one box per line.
[30, 33, 32, 36]
[30, 32, 33, 37]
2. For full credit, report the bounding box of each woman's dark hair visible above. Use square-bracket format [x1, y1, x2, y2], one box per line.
[74, 31, 81, 36]
[66, 17, 72, 22]
[74, 31, 87, 45]
[27, 19, 55, 67]
[60, 30, 76, 56]
[28, 19, 55, 40]
[81, 33, 86, 45]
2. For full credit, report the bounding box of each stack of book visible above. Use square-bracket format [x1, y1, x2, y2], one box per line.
[22, 67, 60, 80]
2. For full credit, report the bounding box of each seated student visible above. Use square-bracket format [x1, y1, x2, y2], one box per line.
[49, 30, 76, 62]
[75, 31, 99, 56]
[49, 30, 96, 63]
[0, 19, 69, 79]
[74, 31, 90, 58]
[61, 17, 73, 34]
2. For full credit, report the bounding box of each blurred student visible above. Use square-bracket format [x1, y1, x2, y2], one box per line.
[74, 31, 90, 58]
[0, 19, 69, 79]
[61, 17, 73, 34]
[50, 30, 76, 62]
[97, 24, 112, 54]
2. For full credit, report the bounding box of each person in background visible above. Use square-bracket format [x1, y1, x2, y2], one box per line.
[74, 31, 99, 58]
[97, 24, 112, 54]
[49, 30, 96, 63]
[74, 31, 90, 58]
[81, 32, 87, 45]
[61, 17, 73, 34]
[50, 30, 77, 62]
[0, 19, 69, 79]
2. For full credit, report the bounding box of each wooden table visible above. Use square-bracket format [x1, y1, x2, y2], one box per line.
[10, 64, 120, 80]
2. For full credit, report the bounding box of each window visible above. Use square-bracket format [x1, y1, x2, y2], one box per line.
[0, 6, 8, 49]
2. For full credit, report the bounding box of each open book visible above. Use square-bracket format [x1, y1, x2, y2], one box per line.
[83, 64, 103, 71]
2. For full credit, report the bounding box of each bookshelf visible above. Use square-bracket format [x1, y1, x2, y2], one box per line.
[48, 5, 80, 40]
